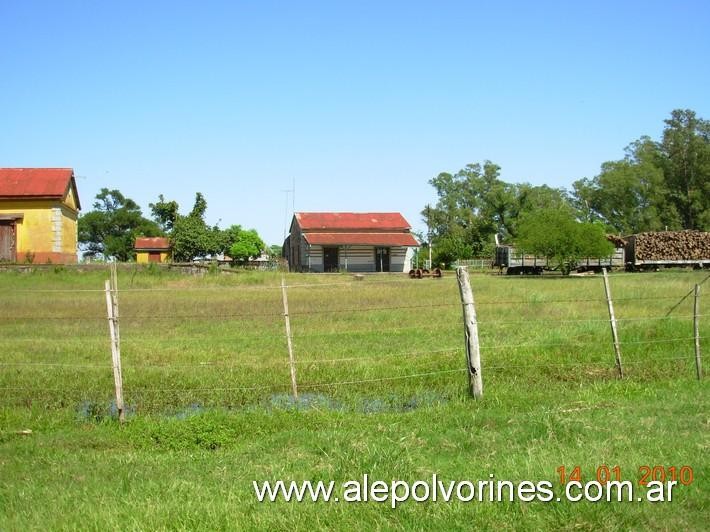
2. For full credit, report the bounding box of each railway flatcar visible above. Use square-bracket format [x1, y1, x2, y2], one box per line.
[492, 231, 710, 274]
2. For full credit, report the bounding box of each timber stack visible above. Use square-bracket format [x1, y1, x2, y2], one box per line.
[606, 234, 627, 248]
[626, 230, 710, 261]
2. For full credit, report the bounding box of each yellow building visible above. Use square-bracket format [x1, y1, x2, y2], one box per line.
[135, 237, 171, 263]
[0, 168, 81, 263]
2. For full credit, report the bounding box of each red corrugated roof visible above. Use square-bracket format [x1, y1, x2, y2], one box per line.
[295, 212, 411, 231]
[135, 237, 171, 250]
[0, 168, 80, 209]
[304, 232, 419, 247]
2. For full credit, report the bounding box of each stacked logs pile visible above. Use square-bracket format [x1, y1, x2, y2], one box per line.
[630, 230, 710, 260]
[606, 234, 627, 248]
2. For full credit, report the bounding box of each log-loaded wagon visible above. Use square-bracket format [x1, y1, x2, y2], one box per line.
[493, 231, 710, 274]
[623, 230, 710, 271]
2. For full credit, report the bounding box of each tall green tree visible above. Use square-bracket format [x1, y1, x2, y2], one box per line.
[424, 161, 572, 263]
[425, 161, 508, 262]
[229, 229, 266, 263]
[572, 109, 709, 233]
[658, 109, 710, 229]
[170, 216, 220, 262]
[162, 192, 227, 262]
[151, 193, 251, 262]
[221, 224, 244, 251]
[78, 188, 162, 261]
[505, 183, 572, 238]
[572, 137, 676, 233]
[516, 209, 613, 274]
[149, 194, 180, 232]
[189, 192, 208, 220]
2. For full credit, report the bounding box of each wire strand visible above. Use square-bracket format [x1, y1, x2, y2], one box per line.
[297, 368, 467, 389]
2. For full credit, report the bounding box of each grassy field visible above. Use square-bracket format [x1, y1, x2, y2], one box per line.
[0, 266, 708, 530]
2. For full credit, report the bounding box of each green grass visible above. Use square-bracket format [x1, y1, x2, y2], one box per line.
[0, 267, 708, 530]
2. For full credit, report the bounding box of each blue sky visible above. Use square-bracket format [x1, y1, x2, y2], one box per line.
[1, 1, 708, 245]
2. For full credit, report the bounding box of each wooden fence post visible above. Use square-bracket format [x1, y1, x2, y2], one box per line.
[456, 267, 483, 399]
[694, 284, 702, 380]
[281, 275, 298, 399]
[105, 277, 125, 423]
[110, 262, 120, 345]
[602, 268, 624, 378]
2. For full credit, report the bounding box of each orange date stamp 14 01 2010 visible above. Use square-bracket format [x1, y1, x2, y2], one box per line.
[556, 465, 694, 486]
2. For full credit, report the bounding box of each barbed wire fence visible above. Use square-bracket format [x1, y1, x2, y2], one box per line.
[0, 267, 705, 419]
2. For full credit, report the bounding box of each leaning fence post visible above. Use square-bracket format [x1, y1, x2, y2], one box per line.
[694, 284, 702, 380]
[602, 268, 623, 378]
[105, 277, 125, 423]
[456, 266, 483, 399]
[281, 275, 298, 399]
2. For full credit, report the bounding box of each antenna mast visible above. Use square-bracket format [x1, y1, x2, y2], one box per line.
[282, 180, 296, 241]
